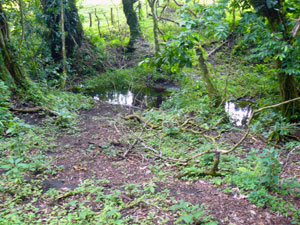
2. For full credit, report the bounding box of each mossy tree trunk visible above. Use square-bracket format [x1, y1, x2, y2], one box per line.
[248, 0, 300, 119]
[0, 3, 30, 90]
[122, 0, 141, 49]
[197, 48, 221, 105]
[147, 0, 160, 53]
[277, 61, 300, 118]
[41, 0, 84, 63]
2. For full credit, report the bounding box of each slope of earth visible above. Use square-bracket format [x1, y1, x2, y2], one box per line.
[38, 101, 294, 224]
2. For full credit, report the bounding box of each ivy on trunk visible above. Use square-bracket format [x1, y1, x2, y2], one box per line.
[41, 0, 84, 63]
[0, 3, 30, 90]
[248, 0, 300, 119]
[122, 0, 141, 49]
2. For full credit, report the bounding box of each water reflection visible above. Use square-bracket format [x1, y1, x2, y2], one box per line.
[93, 89, 165, 108]
[93, 89, 252, 127]
[225, 101, 252, 126]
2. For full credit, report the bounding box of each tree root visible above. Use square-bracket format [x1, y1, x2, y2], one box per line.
[124, 114, 161, 129]
[127, 97, 300, 180]
[10, 106, 59, 116]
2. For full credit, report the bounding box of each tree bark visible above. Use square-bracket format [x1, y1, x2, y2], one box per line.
[197, 48, 221, 105]
[122, 0, 141, 49]
[277, 60, 300, 119]
[248, 0, 300, 118]
[60, 0, 67, 88]
[95, 9, 102, 38]
[148, 0, 160, 53]
[41, 0, 84, 62]
[0, 3, 30, 90]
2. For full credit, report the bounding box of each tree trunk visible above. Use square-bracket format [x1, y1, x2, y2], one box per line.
[89, 12, 92, 27]
[0, 3, 30, 90]
[148, 0, 160, 53]
[197, 48, 221, 104]
[122, 0, 141, 49]
[95, 9, 102, 38]
[60, 0, 67, 88]
[277, 60, 300, 119]
[41, 0, 84, 62]
[248, 0, 300, 118]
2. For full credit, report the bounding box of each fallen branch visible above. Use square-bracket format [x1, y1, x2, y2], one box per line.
[207, 41, 228, 58]
[148, 13, 180, 25]
[123, 121, 148, 158]
[10, 106, 59, 116]
[217, 96, 300, 155]
[179, 97, 300, 178]
[124, 114, 161, 129]
[55, 191, 74, 201]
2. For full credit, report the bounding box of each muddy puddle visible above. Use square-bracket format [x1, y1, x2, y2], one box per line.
[225, 101, 252, 126]
[91, 87, 252, 126]
[91, 87, 174, 108]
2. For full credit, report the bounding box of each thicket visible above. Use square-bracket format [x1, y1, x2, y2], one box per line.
[0, 0, 300, 223]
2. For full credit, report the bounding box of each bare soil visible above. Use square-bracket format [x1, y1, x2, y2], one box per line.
[39, 100, 299, 224]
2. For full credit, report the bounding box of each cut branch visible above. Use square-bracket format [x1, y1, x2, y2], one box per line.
[148, 13, 179, 25]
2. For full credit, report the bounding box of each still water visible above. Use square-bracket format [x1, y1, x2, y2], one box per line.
[93, 88, 165, 108]
[225, 101, 252, 126]
[93, 89, 252, 126]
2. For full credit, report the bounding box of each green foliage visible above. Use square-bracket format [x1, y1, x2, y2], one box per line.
[141, 0, 231, 73]
[84, 66, 172, 92]
[251, 112, 298, 143]
[225, 147, 300, 222]
[43, 90, 94, 127]
[170, 200, 217, 224]
[181, 0, 230, 39]
[229, 148, 281, 190]
[236, 7, 300, 76]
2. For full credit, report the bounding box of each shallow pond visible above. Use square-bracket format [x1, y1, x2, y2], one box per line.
[91, 88, 252, 126]
[92, 87, 170, 108]
[225, 101, 252, 126]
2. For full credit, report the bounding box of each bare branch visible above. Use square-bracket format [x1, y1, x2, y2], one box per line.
[292, 17, 300, 37]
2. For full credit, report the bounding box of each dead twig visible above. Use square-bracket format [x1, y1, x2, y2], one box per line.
[148, 13, 180, 25]
[292, 17, 300, 37]
[280, 145, 300, 176]
[123, 121, 148, 158]
[207, 41, 228, 58]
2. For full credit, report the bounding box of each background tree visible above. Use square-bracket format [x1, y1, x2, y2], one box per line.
[243, 0, 300, 119]
[122, 0, 142, 49]
[41, 0, 84, 63]
[0, 3, 30, 90]
[147, 0, 160, 53]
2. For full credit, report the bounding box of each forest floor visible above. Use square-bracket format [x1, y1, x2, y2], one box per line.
[27, 100, 299, 224]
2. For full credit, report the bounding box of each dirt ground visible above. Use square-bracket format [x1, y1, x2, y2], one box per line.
[37, 100, 300, 224]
